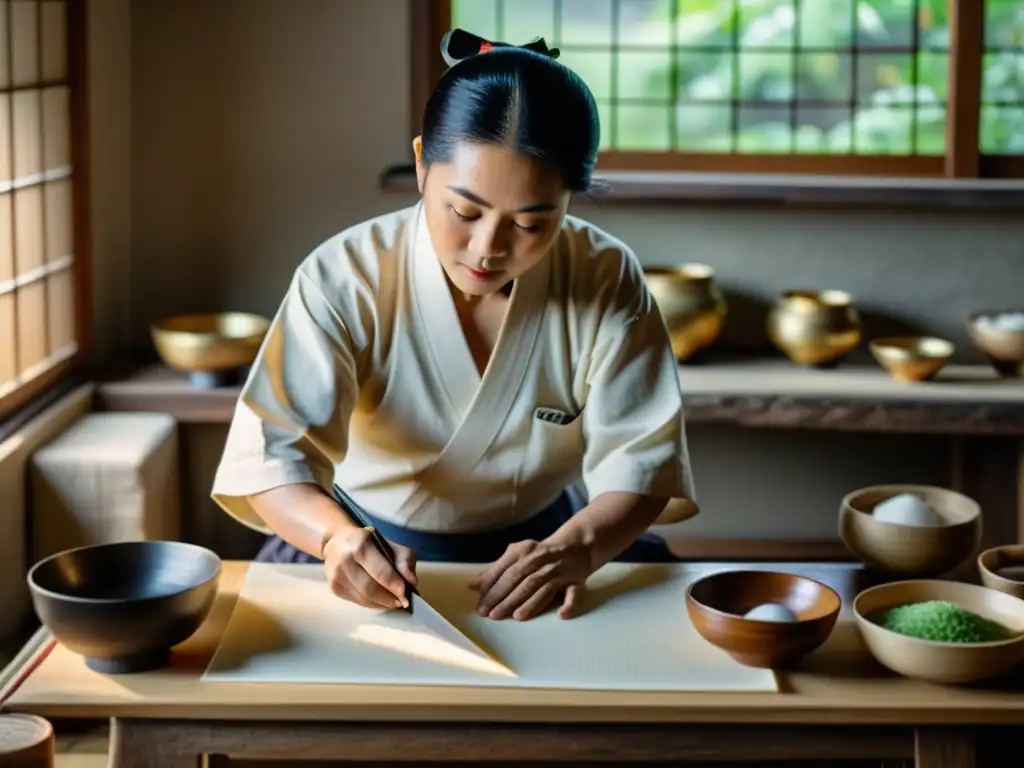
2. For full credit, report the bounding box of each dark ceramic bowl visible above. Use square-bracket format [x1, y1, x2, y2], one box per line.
[27, 540, 222, 674]
[685, 569, 841, 669]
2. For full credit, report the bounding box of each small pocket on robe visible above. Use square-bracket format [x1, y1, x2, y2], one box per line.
[515, 414, 585, 508]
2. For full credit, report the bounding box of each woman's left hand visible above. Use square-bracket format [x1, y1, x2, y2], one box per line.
[469, 538, 593, 621]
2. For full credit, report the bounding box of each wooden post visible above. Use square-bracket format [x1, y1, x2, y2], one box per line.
[944, 0, 984, 178]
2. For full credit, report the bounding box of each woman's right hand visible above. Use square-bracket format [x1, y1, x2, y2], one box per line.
[322, 526, 418, 610]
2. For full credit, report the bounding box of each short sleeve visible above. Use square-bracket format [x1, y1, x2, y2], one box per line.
[211, 268, 363, 533]
[578, 248, 697, 505]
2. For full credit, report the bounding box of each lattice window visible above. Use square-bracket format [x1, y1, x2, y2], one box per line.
[410, 1, 1021, 177]
[982, 0, 1024, 153]
[0, 0, 84, 419]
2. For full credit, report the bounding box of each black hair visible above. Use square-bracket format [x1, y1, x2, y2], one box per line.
[420, 29, 601, 194]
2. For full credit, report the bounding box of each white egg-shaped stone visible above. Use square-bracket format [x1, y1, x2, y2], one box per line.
[743, 603, 798, 622]
[871, 493, 944, 527]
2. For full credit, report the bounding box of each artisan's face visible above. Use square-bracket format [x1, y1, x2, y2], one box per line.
[415, 138, 570, 297]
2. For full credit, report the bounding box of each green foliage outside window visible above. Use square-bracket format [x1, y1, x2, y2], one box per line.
[451, 0, 1024, 156]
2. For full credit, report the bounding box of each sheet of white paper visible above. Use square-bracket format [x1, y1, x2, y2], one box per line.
[202, 562, 778, 692]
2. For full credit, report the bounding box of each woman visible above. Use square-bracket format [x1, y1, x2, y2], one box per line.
[211, 29, 698, 623]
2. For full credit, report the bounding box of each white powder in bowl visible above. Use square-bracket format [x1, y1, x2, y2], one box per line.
[872, 493, 945, 527]
[976, 312, 1024, 332]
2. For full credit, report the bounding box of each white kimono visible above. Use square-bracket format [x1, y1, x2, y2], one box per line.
[211, 202, 696, 535]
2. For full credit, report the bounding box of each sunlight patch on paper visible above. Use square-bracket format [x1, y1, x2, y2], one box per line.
[349, 623, 517, 678]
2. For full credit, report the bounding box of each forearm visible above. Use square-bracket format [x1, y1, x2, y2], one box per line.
[247, 482, 359, 558]
[547, 491, 669, 570]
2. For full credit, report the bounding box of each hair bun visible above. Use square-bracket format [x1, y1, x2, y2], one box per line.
[440, 28, 560, 68]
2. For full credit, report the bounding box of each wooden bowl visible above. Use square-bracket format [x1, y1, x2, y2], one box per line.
[685, 570, 841, 668]
[868, 336, 954, 382]
[27, 540, 222, 674]
[839, 484, 981, 577]
[854, 579, 1024, 684]
[967, 310, 1024, 378]
[0, 713, 54, 767]
[151, 311, 270, 388]
[978, 545, 1024, 599]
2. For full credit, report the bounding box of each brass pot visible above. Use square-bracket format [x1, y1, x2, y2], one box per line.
[766, 290, 862, 367]
[644, 264, 727, 361]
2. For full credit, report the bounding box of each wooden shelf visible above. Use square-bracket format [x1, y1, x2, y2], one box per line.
[92, 360, 1024, 434]
[678, 359, 1024, 435]
[380, 164, 1024, 209]
[94, 364, 242, 423]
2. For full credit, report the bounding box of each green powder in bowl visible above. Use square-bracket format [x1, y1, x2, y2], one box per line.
[870, 600, 1016, 643]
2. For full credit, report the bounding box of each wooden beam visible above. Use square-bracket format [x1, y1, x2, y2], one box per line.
[595, 152, 942, 177]
[69, 0, 94, 363]
[945, 0, 984, 178]
[407, 0, 450, 143]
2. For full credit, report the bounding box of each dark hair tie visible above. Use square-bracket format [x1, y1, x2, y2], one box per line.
[440, 28, 560, 68]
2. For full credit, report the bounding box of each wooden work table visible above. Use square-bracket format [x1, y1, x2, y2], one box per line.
[1, 561, 1022, 767]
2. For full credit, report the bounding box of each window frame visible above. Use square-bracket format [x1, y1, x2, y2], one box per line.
[0, 0, 92, 422]
[409, 0, 1024, 180]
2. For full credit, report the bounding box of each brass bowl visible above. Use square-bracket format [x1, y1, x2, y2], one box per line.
[766, 289, 861, 367]
[978, 545, 1024, 599]
[854, 579, 1024, 684]
[839, 484, 982, 577]
[686, 569, 841, 669]
[644, 264, 727, 361]
[869, 336, 955, 382]
[151, 312, 270, 388]
[967, 310, 1024, 378]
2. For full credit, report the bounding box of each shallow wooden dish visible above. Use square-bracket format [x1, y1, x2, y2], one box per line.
[868, 336, 954, 382]
[838, 484, 981, 577]
[978, 545, 1024, 599]
[854, 579, 1024, 684]
[27, 540, 222, 675]
[685, 570, 841, 669]
[0, 713, 54, 767]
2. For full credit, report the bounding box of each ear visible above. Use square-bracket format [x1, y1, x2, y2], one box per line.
[412, 136, 425, 193]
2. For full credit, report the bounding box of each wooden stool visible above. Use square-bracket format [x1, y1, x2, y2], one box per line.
[0, 713, 54, 767]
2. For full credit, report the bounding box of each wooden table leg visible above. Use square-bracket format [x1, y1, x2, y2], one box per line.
[107, 717, 204, 768]
[914, 726, 977, 768]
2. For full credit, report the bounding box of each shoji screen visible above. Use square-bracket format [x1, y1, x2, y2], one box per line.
[0, 0, 79, 417]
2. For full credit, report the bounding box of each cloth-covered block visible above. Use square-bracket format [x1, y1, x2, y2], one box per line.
[30, 412, 180, 561]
